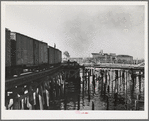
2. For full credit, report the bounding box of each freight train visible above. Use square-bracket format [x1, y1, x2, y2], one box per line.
[5, 28, 62, 78]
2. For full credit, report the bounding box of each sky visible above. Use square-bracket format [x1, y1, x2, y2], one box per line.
[4, 2, 146, 59]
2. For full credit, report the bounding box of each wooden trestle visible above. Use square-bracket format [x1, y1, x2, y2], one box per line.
[5, 64, 81, 110]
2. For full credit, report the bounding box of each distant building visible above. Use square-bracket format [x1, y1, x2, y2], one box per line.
[91, 50, 134, 64]
[116, 55, 133, 64]
[133, 59, 144, 64]
[82, 57, 95, 64]
[91, 51, 116, 63]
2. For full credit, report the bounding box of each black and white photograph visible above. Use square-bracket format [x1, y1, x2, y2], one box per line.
[1, 1, 148, 120]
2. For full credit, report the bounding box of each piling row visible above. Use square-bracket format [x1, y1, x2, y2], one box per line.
[5, 68, 81, 110]
[81, 67, 144, 110]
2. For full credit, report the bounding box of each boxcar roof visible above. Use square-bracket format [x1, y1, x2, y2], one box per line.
[11, 32, 47, 44]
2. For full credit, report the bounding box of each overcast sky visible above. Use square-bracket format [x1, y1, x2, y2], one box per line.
[5, 3, 145, 59]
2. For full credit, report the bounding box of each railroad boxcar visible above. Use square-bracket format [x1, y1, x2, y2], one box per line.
[58, 50, 62, 63]
[54, 48, 58, 64]
[57, 49, 60, 64]
[59, 50, 62, 63]
[10, 32, 34, 74]
[33, 39, 39, 66]
[5, 28, 11, 77]
[11, 32, 34, 66]
[43, 42, 48, 64]
[54, 48, 57, 64]
[54, 49, 62, 64]
[57, 49, 59, 64]
[38, 41, 48, 69]
[6, 29, 62, 77]
[48, 46, 55, 65]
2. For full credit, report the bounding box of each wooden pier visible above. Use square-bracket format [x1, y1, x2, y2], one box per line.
[83, 63, 144, 110]
[5, 62, 80, 110]
[5, 62, 144, 110]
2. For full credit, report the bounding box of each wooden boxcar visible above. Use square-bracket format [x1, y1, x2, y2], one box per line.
[54, 48, 58, 64]
[33, 39, 39, 66]
[10, 32, 34, 67]
[48, 46, 55, 65]
[54, 49, 62, 64]
[38, 41, 48, 65]
[5, 28, 11, 77]
[57, 49, 62, 64]
[6, 29, 62, 77]
[6, 28, 11, 67]
[10, 32, 34, 74]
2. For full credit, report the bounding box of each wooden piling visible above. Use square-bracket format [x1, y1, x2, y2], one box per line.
[19, 99, 22, 109]
[24, 97, 27, 110]
[88, 71, 90, 102]
[50, 79, 53, 101]
[139, 71, 141, 100]
[44, 81, 50, 108]
[64, 75, 67, 110]
[96, 73, 98, 82]
[35, 91, 40, 110]
[43, 91, 47, 109]
[38, 86, 43, 110]
[107, 71, 110, 111]
[55, 78, 58, 99]
[78, 75, 81, 110]
[122, 71, 125, 97]
[5, 92, 9, 109]
[21, 99, 24, 110]
[82, 68, 85, 99]
[13, 89, 21, 110]
[28, 86, 34, 110]
[115, 70, 118, 95]
[92, 101, 94, 110]
[38, 94, 43, 110]
[93, 74, 95, 94]
[46, 90, 50, 107]
[77, 94, 80, 110]
[111, 70, 113, 95]
[104, 70, 107, 100]
[108, 71, 110, 95]
[131, 70, 135, 100]
[114, 70, 118, 110]
[125, 71, 128, 110]
[101, 70, 104, 96]
[118, 70, 120, 94]
[120, 70, 122, 95]
[24, 97, 29, 110]
[58, 78, 61, 99]
[59, 75, 63, 99]
[107, 93, 109, 110]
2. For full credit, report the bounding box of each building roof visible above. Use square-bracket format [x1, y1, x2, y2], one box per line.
[91, 53, 101, 55]
[70, 57, 83, 59]
[117, 55, 133, 57]
[92, 53, 132, 58]
[110, 53, 116, 55]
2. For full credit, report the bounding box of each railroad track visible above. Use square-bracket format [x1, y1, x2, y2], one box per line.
[5, 65, 62, 90]
[5, 64, 81, 91]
